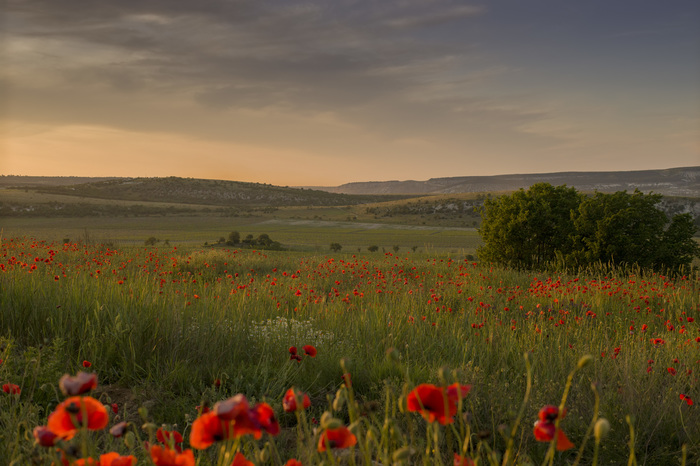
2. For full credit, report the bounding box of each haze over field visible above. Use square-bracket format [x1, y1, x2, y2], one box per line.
[3, 0, 699, 185]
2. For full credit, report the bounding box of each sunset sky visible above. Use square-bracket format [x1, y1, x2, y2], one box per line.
[2, 0, 699, 186]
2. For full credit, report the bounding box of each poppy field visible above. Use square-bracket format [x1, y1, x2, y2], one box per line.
[0, 237, 698, 464]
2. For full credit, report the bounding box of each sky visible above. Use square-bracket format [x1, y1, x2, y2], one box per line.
[2, 0, 699, 186]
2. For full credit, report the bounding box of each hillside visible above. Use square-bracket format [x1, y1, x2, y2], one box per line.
[26, 177, 409, 207]
[316, 166, 700, 197]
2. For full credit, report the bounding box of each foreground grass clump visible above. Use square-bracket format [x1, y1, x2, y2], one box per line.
[0, 237, 698, 464]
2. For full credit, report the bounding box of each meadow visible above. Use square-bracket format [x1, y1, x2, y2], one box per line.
[0, 234, 697, 465]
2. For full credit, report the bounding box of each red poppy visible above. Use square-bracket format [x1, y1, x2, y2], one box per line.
[47, 396, 109, 440]
[157, 427, 184, 452]
[190, 395, 276, 449]
[82, 360, 92, 368]
[259, 402, 280, 435]
[33, 425, 59, 447]
[284, 460, 303, 466]
[230, 452, 254, 466]
[680, 394, 694, 406]
[668, 367, 677, 375]
[59, 372, 97, 396]
[190, 411, 227, 450]
[454, 453, 476, 466]
[2, 383, 20, 395]
[533, 405, 574, 451]
[76, 453, 136, 466]
[289, 346, 298, 356]
[407, 384, 454, 425]
[302, 345, 317, 357]
[290, 354, 302, 362]
[111, 403, 119, 414]
[283, 388, 311, 412]
[317, 426, 357, 452]
[149, 444, 195, 466]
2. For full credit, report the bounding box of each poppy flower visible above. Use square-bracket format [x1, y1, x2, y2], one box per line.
[47, 396, 109, 440]
[33, 425, 59, 447]
[302, 345, 317, 357]
[59, 372, 97, 396]
[407, 384, 455, 425]
[680, 394, 694, 406]
[190, 411, 228, 450]
[454, 453, 476, 466]
[283, 388, 311, 413]
[290, 354, 303, 362]
[73, 453, 137, 466]
[284, 460, 303, 466]
[111, 403, 119, 414]
[533, 405, 574, 451]
[317, 426, 357, 452]
[157, 427, 184, 452]
[2, 383, 20, 395]
[82, 360, 92, 368]
[254, 402, 280, 436]
[109, 421, 128, 438]
[289, 346, 298, 356]
[149, 444, 195, 466]
[230, 452, 254, 466]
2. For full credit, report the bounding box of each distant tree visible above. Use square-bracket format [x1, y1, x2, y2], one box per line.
[256, 234, 273, 247]
[411, 246, 418, 252]
[145, 236, 159, 246]
[218, 236, 226, 244]
[227, 231, 240, 245]
[368, 245, 379, 252]
[243, 234, 254, 244]
[393, 245, 400, 253]
[330, 242, 342, 252]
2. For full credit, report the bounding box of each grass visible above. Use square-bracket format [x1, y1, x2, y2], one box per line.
[0, 236, 698, 464]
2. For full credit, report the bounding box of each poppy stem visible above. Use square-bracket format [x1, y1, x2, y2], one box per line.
[502, 352, 532, 466]
[571, 383, 600, 466]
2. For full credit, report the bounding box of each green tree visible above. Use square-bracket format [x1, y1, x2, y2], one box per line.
[478, 183, 581, 269]
[330, 242, 342, 252]
[226, 231, 240, 245]
[368, 245, 379, 252]
[568, 190, 667, 269]
[655, 213, 700, 270]
[144, 236, 159, 246]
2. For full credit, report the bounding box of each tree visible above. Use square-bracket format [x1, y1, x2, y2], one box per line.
[330, 243, 342, 252]
[392, 245, 400, 253]
[227, 231, 240, 245]
[568, 190, 667, 269]
[478, 183, 581, 269]
[479, 184, 700, 272]
[368, 245, 379, 252]
[655, 213, 700, 270]
[145, 236, 159, 246]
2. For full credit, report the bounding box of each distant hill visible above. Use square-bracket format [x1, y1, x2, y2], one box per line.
[0, 175, 118, 187]
[314, 166, 700, 197]
[24, 177, 408, 207]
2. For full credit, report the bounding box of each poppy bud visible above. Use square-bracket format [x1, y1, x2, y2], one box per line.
[124, 431, 136, 449]
[594, 418, 610, 440]
[320, 412, 343, 430]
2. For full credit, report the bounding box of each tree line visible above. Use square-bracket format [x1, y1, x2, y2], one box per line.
[478, 183, 699, 271]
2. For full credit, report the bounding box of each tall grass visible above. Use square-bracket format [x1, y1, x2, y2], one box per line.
[0, 237, 697, 464]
